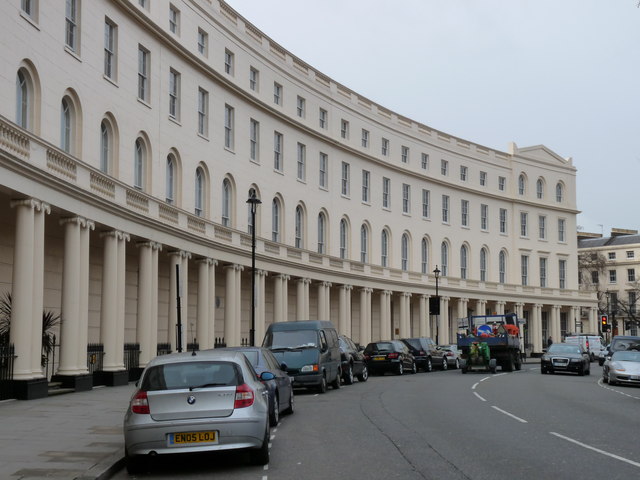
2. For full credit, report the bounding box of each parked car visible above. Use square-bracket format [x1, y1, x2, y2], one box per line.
[602, 350, 640, 386]
[338, 335, 369, 384]
[262, 320, 341, 393]
[439, 344, 462, 369]
[364, 340, 416, 375]
[540, 343, 590, 376]
[123, 350, 271, 474]
[221, 346, 294, 426]
[400, 337, 447, 372]
[602, 336, 640, 365]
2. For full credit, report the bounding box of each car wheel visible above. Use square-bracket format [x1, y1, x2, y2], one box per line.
[608, 373, 617, 386]
[125, 453, 148, 475]
[332, 369, 342, 389]
[454, 358, 460, 369]
[344, 364, 354, 385]
[541, 366, 546, 374]
[441, 358, 448, 371]
[357, 364, 369, 382]
[318, 374, 327, 394]
[269, 394, 279, 427]
[585, 366, 590, 376]
[249, 424, 270, 466]
[578, 365, 585, 376]
[411, 361, 417, 374]
[397, 362, 404, 375]
[425, 357, 433, 373]
[602, 372, 608, 383]
[283, 388, 294, 415]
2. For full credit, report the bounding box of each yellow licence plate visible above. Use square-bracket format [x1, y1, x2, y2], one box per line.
[170, 431, 218, 445]
[374, 356, 386, 361]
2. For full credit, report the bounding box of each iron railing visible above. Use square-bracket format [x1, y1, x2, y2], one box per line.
[0, 343, 15, 400]
[87, 343, 105, 374]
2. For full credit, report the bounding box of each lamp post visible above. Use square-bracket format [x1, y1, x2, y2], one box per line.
[433, 266, 440, 344]
[247, 191, 262, 346]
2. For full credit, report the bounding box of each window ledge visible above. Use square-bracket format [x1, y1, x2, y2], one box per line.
[64, 45, 82, 62]
[137, 98, 152, 109]
[168, 116, 182, 127]
[20, 11, 40, 30]
[197, 132, 210, 142]
[103, 75, 118, 88]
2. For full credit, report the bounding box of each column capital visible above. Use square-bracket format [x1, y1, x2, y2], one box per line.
[35, 201, 51, 214]
[421, 294, 431, 300]
[257, 269, 268, 277]
[100, 229, 129, 240]
[341, 284, 353, 291]
[535, 303, 544, 308]
[460, 297, 469, 303]
[361, 287, 373, 294]
[10, 197, 39, 210]
[402, 292, 412, 299]
[275, 273, 290, 281]
[168, 249, 191, 259]
[223, 263, 243, 272]
[442, 296, 451, 301]
[61, 216, 88, 228]
[383, 290, 393, 296]
[298, 277, 312, 285]
[196, 257, 216, 266]
[137, 240, 163, 251]
[321, 281, 332, 288]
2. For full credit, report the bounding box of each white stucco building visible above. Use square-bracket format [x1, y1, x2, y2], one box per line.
[0, 0, 596, 398]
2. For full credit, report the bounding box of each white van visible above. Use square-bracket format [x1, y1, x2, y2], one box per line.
[564, 334, 603, 361]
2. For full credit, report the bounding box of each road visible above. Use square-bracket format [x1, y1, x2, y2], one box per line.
[114, 362, 640, 480]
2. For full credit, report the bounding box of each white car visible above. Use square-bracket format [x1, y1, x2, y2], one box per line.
[602, 350, 640, 386]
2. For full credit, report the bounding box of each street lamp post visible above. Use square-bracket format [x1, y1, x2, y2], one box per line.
[433, 266, 440, 344]
[247, 191, 262, 346]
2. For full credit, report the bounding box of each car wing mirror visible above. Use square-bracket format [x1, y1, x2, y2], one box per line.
[260, 371, 276, 381]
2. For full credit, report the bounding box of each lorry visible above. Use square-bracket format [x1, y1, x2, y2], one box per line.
[457, 313, 524, 373]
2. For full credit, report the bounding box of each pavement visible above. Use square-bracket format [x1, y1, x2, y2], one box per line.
[0, 382, 136, 480]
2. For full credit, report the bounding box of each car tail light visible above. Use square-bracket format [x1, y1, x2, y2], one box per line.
[234, 383, 255, 408]
[446, 352, 454, 356]
[364, 354, 371, 361]
[131, 390, 150, 414]
[388, 352, 399, 359]
[419, 350, 426, 356]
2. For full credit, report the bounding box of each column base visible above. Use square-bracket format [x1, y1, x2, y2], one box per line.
[94, 370, 129, 387]
[10, 378, 49, 400]
[51, 373, 93, 392]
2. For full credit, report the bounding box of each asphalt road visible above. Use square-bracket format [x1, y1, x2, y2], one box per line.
[114, 362, 640, 480]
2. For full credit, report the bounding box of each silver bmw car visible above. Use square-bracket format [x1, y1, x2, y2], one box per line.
[123, 350, 271, 474]
[603, 350, 640, 386]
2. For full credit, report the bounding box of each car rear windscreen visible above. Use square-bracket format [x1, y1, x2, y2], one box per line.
[141, 361, 240, 391]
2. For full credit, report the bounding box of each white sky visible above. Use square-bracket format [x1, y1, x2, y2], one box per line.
[225, 0, 640, 236]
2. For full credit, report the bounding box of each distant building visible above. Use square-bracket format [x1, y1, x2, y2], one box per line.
[0, 0, 595, 398]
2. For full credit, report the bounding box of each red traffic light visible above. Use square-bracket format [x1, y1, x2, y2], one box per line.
[601, 314, 608, 326]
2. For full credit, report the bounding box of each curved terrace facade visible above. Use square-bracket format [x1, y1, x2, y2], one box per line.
[0, 0, 596, 398]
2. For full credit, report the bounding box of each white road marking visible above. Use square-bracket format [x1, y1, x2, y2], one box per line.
[550, 432, 640, 468]
[262, 476, 268, 480]
[473, 392, 486, 402]
[270, 435, 276, 440]
[263, 465, 269, 470]
[268, 442, 272, 448]
[472, 382, 479, 390]
[597, 378, 640, 400]
[479, 376, 490, 382]
[491, 406, 528, 423]
[494, 372, 508, 377]
[529, 367, 537, 371]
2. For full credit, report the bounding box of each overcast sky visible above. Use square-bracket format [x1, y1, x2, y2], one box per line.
[225, 0, 640, 236]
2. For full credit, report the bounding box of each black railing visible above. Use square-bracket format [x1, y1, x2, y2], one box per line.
[187, 342, 199, 352]
[0, 344, 15, 400]
[87, 343, 105, 374]
[124, 343, 140, 371]
[157, 343, 172, 356]
[214, 337, 226, 348]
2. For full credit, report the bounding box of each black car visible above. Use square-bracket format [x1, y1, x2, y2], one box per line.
[364, 340, 416, 375]
[339, 335, 369, 384]
[540, 343, 590, 376]
[401, 337, 448, 372]
[223, 346, 294, 426]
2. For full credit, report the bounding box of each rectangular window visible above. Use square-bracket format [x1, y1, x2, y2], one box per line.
[499, 208, 507, 234]
[521, 255, 529, 286]
[442, 195, 449, 223]
[402, 184, 411, 214]
[21, 0, 36, 19]
[138, 0, 147, 8]
[224, 104, 234, 149]
[249, 67, 259, 91]
[401, 146, 409, 164]
[540, 258, 547, 288]
[591, 270, 599, 284]
[319, 153, 328, 188]
[249, 118, 259, 161]
[460, 165, 468, 181]
[627, 250, 635, 259]
[169, 68, 180, 119]
[319, 108, 327, 129]
[361, 129, 369, 148]
[461, 200, 469, 226]
[341, 119, 349, 139]
[138, 45, 149, 102]
[630, 292, 637, 314]
[422, 189, 430, 218]
[421, 153, 429, 170]
[273, 82, 282, 105]
[297, 143, 306, 181]
[609, 270, 617, 283]
[381, 138, 389, 156]
[608, 252, 616, 260]
[558, 218, 566, 242]
[169, 4, 180, 35]
[273, 132, 283, 171]
[197, 87, 208, 136]
[629, 268, 636, 282]
[539, 215, 546, 239]
[341, 162, 350, 196]
[520, 212, 528, 237]
[480, 171, 487, 186]
[498, 176, 506, 191]
[65, 0, 79, 52]
[224, 49, 234, 75]
[296, 96, 305, 118]
[559, 260, 567, 289]
[382, 177, 390, 209]
[362, 170, 370, 202]
[197, 28, 208, 56]
[481, 204, 488, 230]
[441, 159, 448, 176]
[104, 19, 117, 80]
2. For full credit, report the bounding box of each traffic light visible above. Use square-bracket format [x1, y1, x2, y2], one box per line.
[601, 314, 608, 327]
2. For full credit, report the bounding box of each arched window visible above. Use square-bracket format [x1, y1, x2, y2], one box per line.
[556, 182, 564, 203]
[518, 174, 526, 195]
[460, 245, 468, 279]
[421, 238, 428, 274]
[16, 70, 29, 129]
[195, 168, 204, 217]
[317, 212, 326, 254]
[381, 229, 389, 267]
[295, 206, 304, 249]
[134, 138, 145, 190]
[100, 120, 111, 173]
[166, 155, 176, 204]
[480, 248, 488, 282]
[360, 224, 368, 263]
[441, 242, 448, 276]
[536, 178, 544, 199]
[499, 250, 507, 284]
[272, 198, 281, 242]
[221, 178, 231, 226]
[60, 97, 72, 153]
[339, 218, 348, 259]
[401, 234, 409, 271]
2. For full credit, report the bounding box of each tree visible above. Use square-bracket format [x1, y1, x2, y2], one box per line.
[578, 251, 608, 314]
[611, 281, 640, 331]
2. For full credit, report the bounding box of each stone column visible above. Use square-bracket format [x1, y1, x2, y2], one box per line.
[496, 300, 506, 315]
[380, 291, 392, 341]
[225, 264, 238, 346]
[168, 251, 181, 350]
[116, 231, 129, 370]
[419, 294, 430, 337]
[399, 292, 411, 338]
[29, 202, 50, 377]
[255, 270, 267, 345]
[196, 258, 214, 350]
[296, 278, 311, 320]
[532, 304, 542, 354]
[438, 296, 450, 345]
[137, 241, 161, 367]
[76, 219, 94, 374]
[589, 307, 597, 335]
[339, 285, 352, 336]
[235, 263, 242, 344]
[318, 282, 332, 320]
[359, 288, 372, 345]
[208, 260, 217, 347]
[570, 306, 579, 334]
[551, 305, 561, 342]
[273, 274, 289, 323]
